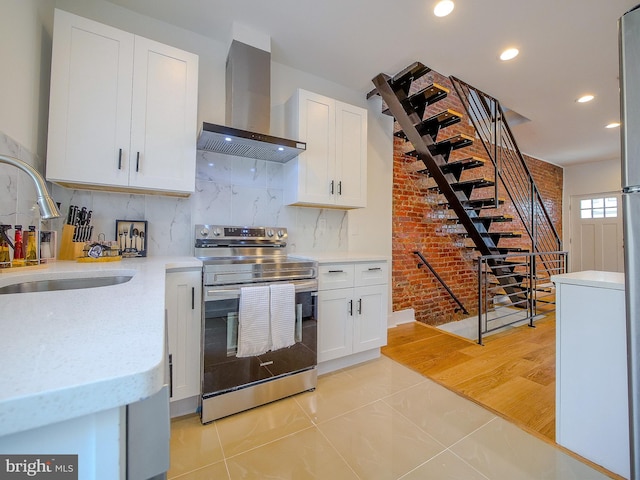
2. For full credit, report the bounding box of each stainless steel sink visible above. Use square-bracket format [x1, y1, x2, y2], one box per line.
[0, 275, 133, 294]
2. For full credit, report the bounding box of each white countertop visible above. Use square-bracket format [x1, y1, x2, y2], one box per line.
[291, 252, 389, 264]
[551, 270, 625, 291]
[0, 256, 201, 437]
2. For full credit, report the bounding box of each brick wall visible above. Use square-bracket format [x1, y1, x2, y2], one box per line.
[392, 70, 563, 326]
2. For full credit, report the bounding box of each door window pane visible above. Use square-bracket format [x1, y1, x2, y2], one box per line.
[580, 196, 618, 219]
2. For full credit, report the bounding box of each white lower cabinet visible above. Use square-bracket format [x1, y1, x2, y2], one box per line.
[165, 269, 202, 403]
[317, 261, 388, 363]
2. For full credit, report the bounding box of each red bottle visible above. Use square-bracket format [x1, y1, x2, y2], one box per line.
[13, 225, 24, 266]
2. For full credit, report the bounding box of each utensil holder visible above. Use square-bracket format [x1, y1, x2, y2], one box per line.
[58, 225, 85, 260]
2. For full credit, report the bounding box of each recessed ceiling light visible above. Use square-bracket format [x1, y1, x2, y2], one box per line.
[577, 95, 595, 103]
[434, 0, 454, 17]
[500, 48, 519, 61]
[224, 137, 232, 142]
[606, 122, 621, 129]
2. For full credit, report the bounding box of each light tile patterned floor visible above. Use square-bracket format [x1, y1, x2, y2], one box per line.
[168, 356, 612, 479]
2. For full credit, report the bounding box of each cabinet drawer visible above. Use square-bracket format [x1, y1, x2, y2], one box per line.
[318, 264, 355, 290]
[355, 262, 388, 286]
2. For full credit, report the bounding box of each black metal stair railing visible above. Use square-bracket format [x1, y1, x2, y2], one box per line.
[449, 77, 562, 263]
[414, 251, 469, 315]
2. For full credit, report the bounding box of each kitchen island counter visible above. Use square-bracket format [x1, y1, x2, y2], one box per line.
[551, 269, 629, 478]
[0, 256, 201, 438]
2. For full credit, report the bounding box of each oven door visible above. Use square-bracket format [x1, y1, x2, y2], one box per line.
[202, 279, 317, 399]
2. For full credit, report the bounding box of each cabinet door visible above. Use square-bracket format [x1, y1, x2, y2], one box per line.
[293, 90, 336, 205]
[165, 270, 202, 402]
[317, 288, 353, 362]
[130, 37, 198, 193]
[335, 101, 367, 208]
[353, 284, 388, 353]
[47, 9, 133, 187]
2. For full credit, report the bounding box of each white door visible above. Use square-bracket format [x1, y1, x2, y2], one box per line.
[297, 91, 336, 205]
[570, 192, 624, 272]
[130, 36, 198, 193]
[317, 288, 353, 362]
[47, 9, 133, 187]
[335, 101, 367, 208]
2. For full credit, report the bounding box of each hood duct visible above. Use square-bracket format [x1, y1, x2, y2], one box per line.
[197, 39, 306, 163]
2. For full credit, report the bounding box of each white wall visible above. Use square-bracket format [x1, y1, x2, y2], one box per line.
[563, 157, 622, 265]
[0, 0, 52, 156]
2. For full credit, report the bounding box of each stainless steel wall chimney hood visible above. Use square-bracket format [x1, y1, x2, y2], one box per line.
[197, 38, 306, 162]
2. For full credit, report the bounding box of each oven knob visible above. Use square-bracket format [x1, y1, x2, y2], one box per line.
[212, 228, 222, 237]
[277, 230, 285, 238]
[200, 228, 210, 238]
[266, 229, 274, 237]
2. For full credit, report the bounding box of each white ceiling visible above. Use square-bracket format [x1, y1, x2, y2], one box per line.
[106, 0, 638, 166]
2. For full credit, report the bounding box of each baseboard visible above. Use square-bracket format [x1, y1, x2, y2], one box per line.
[318, 349, 381, 375]
[387, 308, 415, 328]
[170, 395, 199, 418]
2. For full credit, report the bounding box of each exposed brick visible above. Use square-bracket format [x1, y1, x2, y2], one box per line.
[391, 69, 563, 326]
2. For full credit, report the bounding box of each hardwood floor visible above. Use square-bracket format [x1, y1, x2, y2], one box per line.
[382, 314, 557, 441]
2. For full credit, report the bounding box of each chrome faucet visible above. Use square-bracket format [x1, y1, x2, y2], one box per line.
[0, 154, 60, 219]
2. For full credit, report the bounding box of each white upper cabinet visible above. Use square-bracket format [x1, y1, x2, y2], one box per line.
[284, 89, 367, 208]
[46, 9, 198, 196]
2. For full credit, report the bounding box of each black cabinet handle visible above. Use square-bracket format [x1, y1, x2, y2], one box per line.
[328, 269, 344, 273]
[338, 181, 342, 195]
[368, 267, 382, 271]
[136, 152, 140, 172]
[358, 298, 362, 314]
[118, 148, 122, 170]
[168, 353, 173, 398]
[191, 287, 195, 310]
[348, 299, 353, 316]
[330, 180, 334, 194]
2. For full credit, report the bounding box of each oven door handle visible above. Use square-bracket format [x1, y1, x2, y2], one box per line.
[205, 279, 318, 300]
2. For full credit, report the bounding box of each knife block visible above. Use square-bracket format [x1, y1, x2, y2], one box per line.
[58, 225, 85, 260]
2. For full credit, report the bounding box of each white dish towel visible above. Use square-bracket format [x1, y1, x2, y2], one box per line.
[270, 283, 296, 351]
[237, 285, 271, 357]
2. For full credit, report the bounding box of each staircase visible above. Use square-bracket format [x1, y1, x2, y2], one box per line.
[369, 62, 562, 308]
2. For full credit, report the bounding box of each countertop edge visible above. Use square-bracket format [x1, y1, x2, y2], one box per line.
[551, 270, 625, 291]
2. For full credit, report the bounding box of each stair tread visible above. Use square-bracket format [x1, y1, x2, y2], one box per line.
[471, 214, 513, 223]
[453, 177, 495, 188]
[395, 109, 464, 140]
[367, 62, 431, 100]
[427, 177, 495, 193]
[442, 156, 485, 169]
[486, 231, 523, 238]
[383, 83, 449, 116]
[407, 134, 474, 158]
[460, 197, 506, 209]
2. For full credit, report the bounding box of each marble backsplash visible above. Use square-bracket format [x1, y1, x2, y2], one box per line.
[0, 131, 348, 257]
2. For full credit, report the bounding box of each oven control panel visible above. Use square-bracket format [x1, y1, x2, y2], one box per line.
[195, 224, 287, 248]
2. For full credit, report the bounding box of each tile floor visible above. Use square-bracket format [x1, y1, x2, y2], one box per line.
[168, 355, 612, 479]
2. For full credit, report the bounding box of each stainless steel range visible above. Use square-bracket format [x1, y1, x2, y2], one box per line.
[195, 224, 318, 423]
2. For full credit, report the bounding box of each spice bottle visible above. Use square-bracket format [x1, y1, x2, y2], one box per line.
[13, 225, 24, 267]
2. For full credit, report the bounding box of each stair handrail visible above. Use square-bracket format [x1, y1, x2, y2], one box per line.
[414, 251, 469, 315]
[449, 76, 562, 254]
